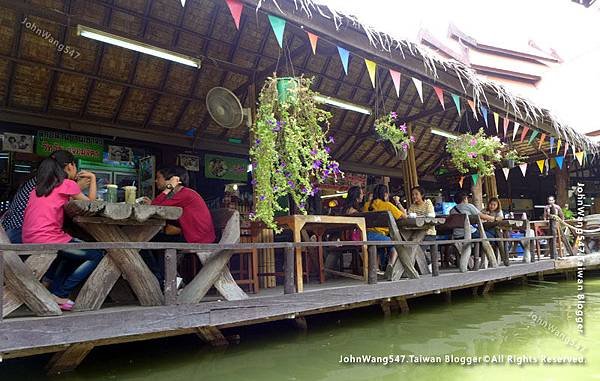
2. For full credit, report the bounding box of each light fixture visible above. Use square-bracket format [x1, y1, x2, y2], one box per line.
[77, 25, 201, 68]
[430, 128, 459, 140]
[314, 95, 371, 115]
[321, 192, 347, 199]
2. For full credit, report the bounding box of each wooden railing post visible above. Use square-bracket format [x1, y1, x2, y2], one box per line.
[0, 251, 4, 320]
[431, 243, 439, 277]
[164, 249, 177, 306]
[549, 216, 558, 259]
[368, 245, 378, 284]
[284, 246, 296, 294]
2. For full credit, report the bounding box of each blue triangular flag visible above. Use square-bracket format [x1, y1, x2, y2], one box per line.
[479, 106, 488, 128]
[337, 46, 349, 75]
[451, 94, 461, 115]
[555, 156, 564, 169]
[185, 128, 196, 137]
[267, 15, 286, 48]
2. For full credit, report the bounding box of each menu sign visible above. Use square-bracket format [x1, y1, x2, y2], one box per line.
[36, 131, 103, 162]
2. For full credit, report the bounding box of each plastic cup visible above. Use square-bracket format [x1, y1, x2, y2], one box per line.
[123, 186, 137, 205]
[106, 184, 118, 203]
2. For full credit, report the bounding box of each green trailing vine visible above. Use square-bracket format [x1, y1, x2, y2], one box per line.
[374, 111, 414, 155]
[503, 148, 528, 164]
[249, 76, 342, 231]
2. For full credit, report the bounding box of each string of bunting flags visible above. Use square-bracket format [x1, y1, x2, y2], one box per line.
[181, 0, 590, 184]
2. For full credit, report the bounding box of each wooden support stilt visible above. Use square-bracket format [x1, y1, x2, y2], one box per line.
[196, 326, 229, 347]
[482, 281, 494, 295]
[396, 297, 409, 314]
[293, 316, 308, 331]
[472, 286, 479, 296]
[45, 343, 94, 375]
[521, 276, 528, 286]
[380, 299, 392, 317]
[443, 291, 452, 304]
[537, 272, 544, 281]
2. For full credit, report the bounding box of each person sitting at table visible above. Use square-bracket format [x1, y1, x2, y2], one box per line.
[21, 154, 103, 311]
[408, 187, 436, 264]
[363, 184, 406, 276]
[343, 186, 364, 215]
[0, 150, 92, 244]
[450, 192, 498, 239]
[142, 166, 216, 285]
[482, 197, 504, 238]
[543, 195, 564, 220]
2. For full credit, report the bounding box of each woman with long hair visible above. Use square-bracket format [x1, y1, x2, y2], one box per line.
[483, 197, 504, 238]
[363, 184, 407, 278]
[22, 153, 103, 310]
[343, 186, 364, 215]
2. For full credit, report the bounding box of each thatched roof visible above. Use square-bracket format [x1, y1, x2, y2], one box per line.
[0, 0, 595, 181]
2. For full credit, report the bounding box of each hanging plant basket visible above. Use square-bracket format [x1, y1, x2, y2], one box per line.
[249, 76, 342, 231]
[502, 149, 527, 169]
[446, 128, 504, 177]
[374, 112, 414, 159]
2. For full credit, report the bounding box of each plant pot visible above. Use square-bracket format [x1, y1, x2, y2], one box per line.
[276, 77, 298, 104]
[397, 148, 408, 160]
[505, 159, 515, 169]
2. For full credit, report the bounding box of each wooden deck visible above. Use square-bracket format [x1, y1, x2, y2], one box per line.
[2, 253, 598, 368]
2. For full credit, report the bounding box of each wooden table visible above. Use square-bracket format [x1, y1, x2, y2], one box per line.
[392, 217, 446, 280]
[65, 200, 182, 311]
[275, 215, 368, 292]
[484, 219, 532, 264]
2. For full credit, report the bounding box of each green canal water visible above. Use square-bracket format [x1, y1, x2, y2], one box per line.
[1, 277, 599, 381]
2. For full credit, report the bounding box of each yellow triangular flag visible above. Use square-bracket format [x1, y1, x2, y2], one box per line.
[575, 151, 585, 166]
[493, 112, 499, 133]
[556, 139, 562, 154]
[536, 159, 545, 173]
[365, 59, 376, 88]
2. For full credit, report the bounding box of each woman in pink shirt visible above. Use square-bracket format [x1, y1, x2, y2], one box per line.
[22, 153, 104, 310]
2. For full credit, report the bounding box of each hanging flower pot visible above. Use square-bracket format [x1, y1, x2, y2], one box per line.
[250, 76, 343, 231]
[503, 149, 527, 169]
[276, 77, 298, 104]
[506, 159, 515, 169]
[446, 128, 504, 177]
[374, 111, 414, 159]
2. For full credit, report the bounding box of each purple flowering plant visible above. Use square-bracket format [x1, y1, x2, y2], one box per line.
[374, 111, 414, 156]
[446, 128, 504, 176]
[249, 76, 343, 231]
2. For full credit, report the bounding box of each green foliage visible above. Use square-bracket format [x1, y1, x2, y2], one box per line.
[504, 149, 528, 164]
[374, 112, 414, 155]
[446, 128, 504, 177]
[563, 207, 574, 220]
[249, 76, 342, 231]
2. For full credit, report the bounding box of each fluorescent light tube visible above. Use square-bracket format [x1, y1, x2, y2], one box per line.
[430, 128, 459, 140]
[314, 95, 371, 115]
[77, 25, 201, 68]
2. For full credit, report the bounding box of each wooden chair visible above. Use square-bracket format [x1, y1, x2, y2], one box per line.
[178, 208, 249, 304]
[436, 214, 469, 269]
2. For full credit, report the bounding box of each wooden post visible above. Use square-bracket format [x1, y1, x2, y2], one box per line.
[473, 242, 481, 271]
[555, 165, 569, 208]
[284, 246, 295, 294]
[293, 316, 308, 331]
[482, 281, 494, 295]
[197, 326, 229, 347]
[443, 291, 452, 303]
[45, 343, 94, 375]
[0, 251, 3, 320]
[396, 297, 409, 314]
[430, 243, 439, 276]
[484, 174, 498, 199]
[164, 249, 177, 306]
[368, 245, 378, 284]
[471, 175, 483, 210]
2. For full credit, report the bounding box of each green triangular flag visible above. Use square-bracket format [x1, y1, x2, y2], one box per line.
[451, 94, 461, 116]
[528, 130, 539, 145]
[267, 15, 286, 48]
[471, 173, 479, 186]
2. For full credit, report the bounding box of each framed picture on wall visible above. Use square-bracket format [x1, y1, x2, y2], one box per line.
[178, 154, 200, 172]
[2, 133, 34, 153]
[139, 156, 155, 198]
[108, 145, 134, 162]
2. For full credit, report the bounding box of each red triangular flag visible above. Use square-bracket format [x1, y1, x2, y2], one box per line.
[467, 99, 477, 119]
[520, 126, 530, 143]
[433, 87, 445, 109]
[389, 69, 401, 97]
[225, 0, 243, 30]
[538, 133, 546, 150]
[307, 32, 318, 55]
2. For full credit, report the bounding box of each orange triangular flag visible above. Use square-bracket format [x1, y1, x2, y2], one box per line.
[365, 59, 376, 88]
[459, 176, 465, 188]
[389, 69, 401, 97]
[225, 0, 243, 30]
[536, 159, 545, 173]
[503, 118, 509, 138]
[520, 126, 530, 143]
[467, 99, 477, 119]
[307, 32, 318, 54]
[538, 133, 546, 150]
[433, 87, 445, 109]
[575, 151, 585, 166]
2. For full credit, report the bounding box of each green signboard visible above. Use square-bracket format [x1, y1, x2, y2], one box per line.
[36, 132, 103, 162]
[204, 154, 248, 182]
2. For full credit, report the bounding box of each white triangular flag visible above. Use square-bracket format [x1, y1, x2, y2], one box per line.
[180, 0, 186, 6]
[512, 122, 520, 141]
[412, 77, 423, 103]
[519, 163, 528, 177]
[502, 167, 510, 180]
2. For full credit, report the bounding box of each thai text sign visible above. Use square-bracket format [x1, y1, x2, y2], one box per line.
[36, 132, 104, 162]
